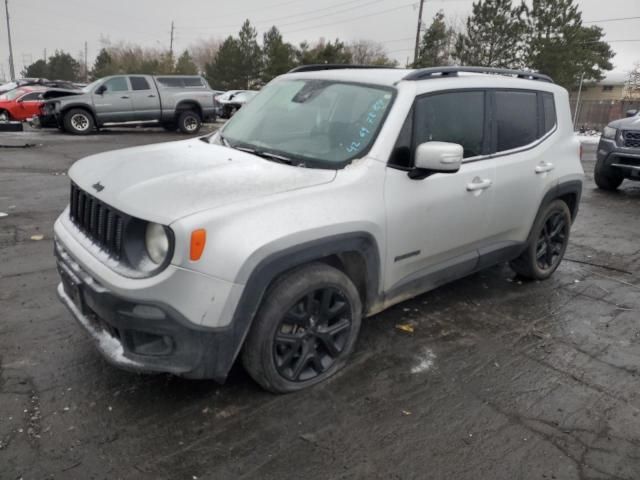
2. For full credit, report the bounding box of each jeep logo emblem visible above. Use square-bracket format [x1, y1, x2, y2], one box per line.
[92, 182, 105, 192]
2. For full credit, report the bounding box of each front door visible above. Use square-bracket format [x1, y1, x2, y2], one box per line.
[17, 91, 44, 120]
[384, 90, 495, 298]
[92, 76, 133, 123]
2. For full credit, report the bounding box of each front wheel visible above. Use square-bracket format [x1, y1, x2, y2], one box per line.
[242, 263, 362, 393]
[510, 200, 572, 280]
[177, 110, 201, 134]
[0, 110, 10, 122]
[63, 108, 94, 135]
[594, 157, 623, 191]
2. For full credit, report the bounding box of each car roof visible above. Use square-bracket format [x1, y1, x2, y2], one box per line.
[284, 67, 556, 90]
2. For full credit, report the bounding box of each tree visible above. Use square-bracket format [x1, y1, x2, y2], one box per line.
[525, 0, 614, 89]
[22, 59, 48, 78]
[262, 26, 296, 83]
[205, 36, 243, 90]
[348, 40, 397, 66]
[297, 39, 352, 65]
[453, 0, 527, 68]
[175, 50, 199, 74]
[237, 20, 262, 89]
[414, 11, 455, 68]
[91, 48, 117, 79]
[189, 38, 221, 73]
[47, 50, 81, 81]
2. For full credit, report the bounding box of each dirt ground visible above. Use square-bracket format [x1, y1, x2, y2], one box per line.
[1, 128, 639, 480]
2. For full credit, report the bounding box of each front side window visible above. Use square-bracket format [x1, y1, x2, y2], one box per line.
[495, 91, 538, 151]
[130, 76, 150, 91]
[102, 77, 129, 93]
[21, 92, 43, 101]
[220, 79, 394, 168]
[414, 91, 485, 159]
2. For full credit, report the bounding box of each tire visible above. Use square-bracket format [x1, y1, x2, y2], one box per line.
[0, 110, 10, 122]
[161, 121, 177, 132]
[63, 108, 94, 135]
[510, 199, 572, 280]
[242, 263, 362, 393]
[177, 110, 201, 134]
[594, 157, 623, 191]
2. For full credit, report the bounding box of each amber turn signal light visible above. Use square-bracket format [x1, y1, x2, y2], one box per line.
[190, 229, 206, 261]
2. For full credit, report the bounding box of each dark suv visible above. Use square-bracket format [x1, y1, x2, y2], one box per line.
[595, 109, 640, 190]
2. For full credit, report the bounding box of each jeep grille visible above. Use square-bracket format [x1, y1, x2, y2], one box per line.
[623, 130, 640, 148]
[69, 183, 124, 259]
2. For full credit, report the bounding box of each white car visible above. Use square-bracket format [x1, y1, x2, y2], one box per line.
[54, 65, 583, 392]
[215, 89, 258, 118]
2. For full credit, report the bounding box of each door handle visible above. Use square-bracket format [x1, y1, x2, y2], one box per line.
[121, 95, 130, 99]
[147, 94, 156, 98]
[535, 161, 555, 174]
[466, 177, 492, 192]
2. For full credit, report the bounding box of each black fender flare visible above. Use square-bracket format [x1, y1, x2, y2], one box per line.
[207, 232, 381, 381]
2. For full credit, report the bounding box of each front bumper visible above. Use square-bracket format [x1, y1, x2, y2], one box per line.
[55, 237, 243, 382]
[597, 138, 640, 179]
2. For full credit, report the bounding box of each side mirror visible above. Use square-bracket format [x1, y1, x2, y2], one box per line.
[409, 141, 463, 180]
[95, 85, 106, 95]
[626, 109, 638, 118]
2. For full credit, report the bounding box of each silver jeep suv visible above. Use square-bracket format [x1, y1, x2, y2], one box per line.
[54, 66, 584, 392]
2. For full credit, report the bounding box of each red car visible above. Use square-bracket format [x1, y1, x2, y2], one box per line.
[0, 86, 46, 122]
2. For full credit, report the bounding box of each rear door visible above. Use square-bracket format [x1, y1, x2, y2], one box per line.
[384, 90, 495, 295]
[92, 76, 133, 123]
[128, 76, 161, 121]
[487, 90, 558, 250]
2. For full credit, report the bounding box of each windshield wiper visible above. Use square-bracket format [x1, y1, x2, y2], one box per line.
[233, 145, 295, 165]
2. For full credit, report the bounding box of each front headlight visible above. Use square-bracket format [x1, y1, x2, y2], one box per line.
[145, 222, 169, 264]
[602, 126, 617, 139]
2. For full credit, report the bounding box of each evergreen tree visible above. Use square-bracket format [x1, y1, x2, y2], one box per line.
[237, 20, 262, 89]
[453, 0, 527, 68]
[175, 50, 199, 74]
[205, 36, 243, 90]
[47, 50, 81, 81]
[91, 48, 117, 79]
[261, 26, 296, 83]
[525, 0, 614, 89]
[297, 39, 352, 65]
[414, 11, 455, 68]
[22, 59, 48, 78]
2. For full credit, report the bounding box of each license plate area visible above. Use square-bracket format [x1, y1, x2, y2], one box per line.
[58, 264, 84, 312]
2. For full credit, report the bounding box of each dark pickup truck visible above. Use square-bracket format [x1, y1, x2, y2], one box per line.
[595, 109, 640, 190]
[36, 75, 216, 135]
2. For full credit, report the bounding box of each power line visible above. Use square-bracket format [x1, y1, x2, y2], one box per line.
[584, 15, 640, 23]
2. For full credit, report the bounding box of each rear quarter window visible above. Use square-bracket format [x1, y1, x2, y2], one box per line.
[542, 93, 556, 134]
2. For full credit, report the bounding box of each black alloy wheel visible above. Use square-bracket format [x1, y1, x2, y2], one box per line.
[535, 210, 568, 271]
[273, 287, 353, 382]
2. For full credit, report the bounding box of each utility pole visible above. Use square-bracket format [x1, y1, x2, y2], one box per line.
[4, 0, 15, 81]
[413, 0, 425, 66]
[84, 41, 88, 82]
[43, 48, 47, 62]
[573, 72, 585, 129]
[169, 21, 174, 57]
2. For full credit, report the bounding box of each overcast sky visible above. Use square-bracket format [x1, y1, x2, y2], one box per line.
[0, 0, 638, 80]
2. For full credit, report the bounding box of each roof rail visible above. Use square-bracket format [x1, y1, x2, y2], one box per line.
[289, 64, 396, 73]
[403, 66, 553, 83]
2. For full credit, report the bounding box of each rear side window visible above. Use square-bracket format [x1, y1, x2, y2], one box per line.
[542, 93, 556, 134]
[495, 91, 538, 151]
[157, 77, 182, 87]
[183, 77, 204, 87]
[156, 77, 204, 88]
[130, 76, 150, 91]
[414, 91, 485, 158]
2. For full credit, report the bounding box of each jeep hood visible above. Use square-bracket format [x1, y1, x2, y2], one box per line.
[68, 138, 336, 224]
[609, 115, 640, 129]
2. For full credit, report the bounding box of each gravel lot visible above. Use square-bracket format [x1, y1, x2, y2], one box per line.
[1, 128, 639, 480]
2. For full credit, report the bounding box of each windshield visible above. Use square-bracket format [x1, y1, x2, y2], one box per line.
[220, 79, 394, 167]
[0, 88, 26, 101]
[82, 79, 102, 93]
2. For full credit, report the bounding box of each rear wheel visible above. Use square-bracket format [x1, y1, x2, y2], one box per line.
[242, 263, 362, 393]
[594, 157, 623, 191]
[177, 110, 201, 134]
[63, 108, 94, 135]
[510, 200, 572, 280]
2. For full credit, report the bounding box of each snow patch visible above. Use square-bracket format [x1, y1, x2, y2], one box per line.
[410, 348, 436, 374]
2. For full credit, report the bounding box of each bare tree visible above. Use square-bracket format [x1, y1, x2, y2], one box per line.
[347, 40, 397, 66]
[189, 38, 222, 74]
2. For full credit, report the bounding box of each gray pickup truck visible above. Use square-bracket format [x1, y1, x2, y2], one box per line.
[37, 75, 216, 135]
